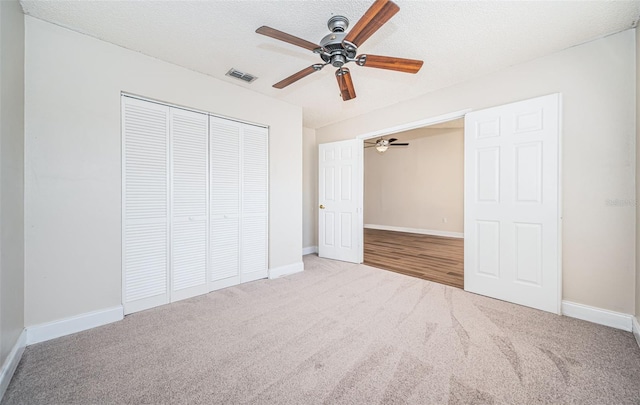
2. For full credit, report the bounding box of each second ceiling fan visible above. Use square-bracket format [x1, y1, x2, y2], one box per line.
[365, 137, 409, 153]
[256, 0, 423, 101]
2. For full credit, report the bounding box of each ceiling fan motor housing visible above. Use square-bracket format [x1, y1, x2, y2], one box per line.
[320, 15, 356, 67]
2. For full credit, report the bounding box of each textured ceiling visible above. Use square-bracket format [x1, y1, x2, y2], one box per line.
[20, 0, 640, 129]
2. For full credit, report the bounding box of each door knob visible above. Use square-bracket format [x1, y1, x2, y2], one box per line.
[319, 204, 325, 209]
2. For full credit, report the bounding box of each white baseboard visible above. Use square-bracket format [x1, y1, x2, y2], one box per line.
[269, 261, 304, 279]
[364, 224, 464, 239]
[633, 316, 640, 349]
[26, 306, 124, 345]
[302, 246, 318, 255]
[0, 329, 26, 402]
[561, 301, 633, 332]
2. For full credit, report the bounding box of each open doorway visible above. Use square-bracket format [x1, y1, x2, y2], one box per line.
[362, 118, 464, 288]
[319, 95, 560, 312]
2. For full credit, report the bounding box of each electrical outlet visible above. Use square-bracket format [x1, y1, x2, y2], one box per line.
[442, 217, 448, 223]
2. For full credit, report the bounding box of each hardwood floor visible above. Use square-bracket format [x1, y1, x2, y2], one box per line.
[363, 228, 464, 289]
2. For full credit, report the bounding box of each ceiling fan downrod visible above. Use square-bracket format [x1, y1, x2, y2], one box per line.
[327, 15, 349, 33]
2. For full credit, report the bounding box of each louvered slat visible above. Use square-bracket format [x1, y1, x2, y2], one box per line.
[210, 116, 241, 216]
[210, 217, 240, 281]
[241, 216, 268, 276]
[209, 118, 268, 285]
[241, 125, 268, 279]
[242, 126, 268, 216]
[209, 116, 242, 285]
[124, 102, 168, 221]
[122, 98, 170, 313]
[170, 108, 208, 300]
[171, 110, 208, 218]
[172, 221, 207, 290]
[124, 223, 167, 301]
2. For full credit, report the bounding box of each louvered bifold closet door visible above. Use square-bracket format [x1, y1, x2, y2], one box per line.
[170, 108, 209, 302]
[209, 116, 242, 290]
[122, 97, 170, 315]
[241, 124, 269, 282]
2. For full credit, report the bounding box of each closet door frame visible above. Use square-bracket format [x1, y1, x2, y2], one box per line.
[122, 93, 269, 312]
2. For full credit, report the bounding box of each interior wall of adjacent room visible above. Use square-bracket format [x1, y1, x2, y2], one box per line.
[317, 29, 636, 315]
[364, 127, 463, 234]
[302, 127, 318, 251]
[24, 16, 303, 327]
[0, 0, 25, 365]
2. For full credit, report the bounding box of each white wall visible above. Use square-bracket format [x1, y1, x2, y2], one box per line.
[364, 127, 463, 235]
[302, 127, 317, 251]
[0, 0, 25, 365]
[24, 17, 303, 327]
[317, 29, 636, 314]
[636, 26, 640, 319]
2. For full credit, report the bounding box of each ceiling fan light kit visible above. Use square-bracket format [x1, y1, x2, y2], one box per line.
[256, 0, 423, 101]
[375, 139, 389, 153]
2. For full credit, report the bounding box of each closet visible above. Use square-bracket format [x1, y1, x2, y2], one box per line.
[121, 96, 268, 315]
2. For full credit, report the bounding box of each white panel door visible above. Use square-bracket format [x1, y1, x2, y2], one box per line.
[170, 108, 209, 302]
[209, 116, 241, 289]
[122, 97, 170, 314]
[241, 124, 269, 282]
[464, 93, 561, 313]
[318, 139, 362, 263]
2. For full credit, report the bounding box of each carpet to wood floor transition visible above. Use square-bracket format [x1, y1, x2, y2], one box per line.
[364, 228, 464, 288]
[3, 255, 640, 404]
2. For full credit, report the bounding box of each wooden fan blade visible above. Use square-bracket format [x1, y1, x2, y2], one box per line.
[336, 68, 356, 101]
[344, 0, 399, 48]
[388, 138, 398, 143]
[273, 64, 323, 89]
[357, 54, 423, 73]
[390, 143, 409, 146]
[256, 26, 320, 52]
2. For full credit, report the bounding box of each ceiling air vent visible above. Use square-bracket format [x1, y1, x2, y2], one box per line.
[226, 68, 258, 83]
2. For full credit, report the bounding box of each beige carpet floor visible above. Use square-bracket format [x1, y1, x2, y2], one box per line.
[3, 255, 640, 404]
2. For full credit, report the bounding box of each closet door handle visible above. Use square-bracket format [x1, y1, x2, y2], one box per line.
[319, 204, 325, 209]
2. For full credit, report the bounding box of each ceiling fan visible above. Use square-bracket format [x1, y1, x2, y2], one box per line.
[255, 0, 423, 101]
[364, 137, 409, 153]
